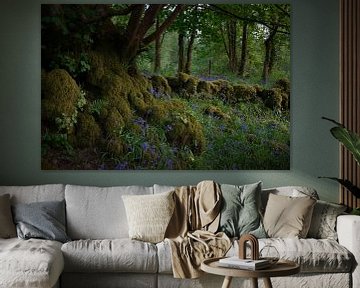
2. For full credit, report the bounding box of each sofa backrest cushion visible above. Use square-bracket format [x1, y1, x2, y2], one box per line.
[65, 185, 153, 239]
[261, 186, 319, 213]
[0, 184, 65, 204]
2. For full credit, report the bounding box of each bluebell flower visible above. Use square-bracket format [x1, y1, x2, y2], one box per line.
[165, 124, 173, 132]
[115, 162, 128, 170]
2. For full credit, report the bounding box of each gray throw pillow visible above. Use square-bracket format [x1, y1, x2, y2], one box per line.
[218, 182, 266, 238]
[12, 200, 70, 243]
[0, 194, 17, 238]
[307, 200, 347, 240]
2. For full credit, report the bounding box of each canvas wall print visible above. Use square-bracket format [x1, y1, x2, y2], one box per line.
[41, 4, 290, 170]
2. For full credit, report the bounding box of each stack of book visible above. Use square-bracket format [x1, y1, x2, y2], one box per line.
[218, 257, 271, 270]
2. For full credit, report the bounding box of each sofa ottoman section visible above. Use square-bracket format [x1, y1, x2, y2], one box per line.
[61, 239, 158, 273]
[61, 272, 157, 288]
[0, 238, 64, 288]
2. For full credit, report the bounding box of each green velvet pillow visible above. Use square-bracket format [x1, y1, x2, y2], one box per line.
[218, 182, 266, 238]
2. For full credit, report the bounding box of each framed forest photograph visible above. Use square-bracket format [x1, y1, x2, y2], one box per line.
[41, 4, 291, 170]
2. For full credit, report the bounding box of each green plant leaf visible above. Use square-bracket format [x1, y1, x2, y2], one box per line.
[319, 176, 360, 199]
[322, 117, 360, 165]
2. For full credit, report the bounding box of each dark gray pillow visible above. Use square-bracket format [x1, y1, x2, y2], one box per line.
[218, 182, 266, 238]
[12, 200, 70, 243]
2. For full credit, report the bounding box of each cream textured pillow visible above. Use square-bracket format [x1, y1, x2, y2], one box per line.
[0, 194, 16, 238]
[263, 193, 316, 238]
[122, 191, 175, 243]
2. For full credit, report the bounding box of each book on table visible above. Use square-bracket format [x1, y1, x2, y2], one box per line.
[218, 257, 271, 270]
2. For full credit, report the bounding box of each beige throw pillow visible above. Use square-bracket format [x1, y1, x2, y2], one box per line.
[122, 191, 175, 243]
[0, 194, 17, 238]
[263, 193, 316, 238]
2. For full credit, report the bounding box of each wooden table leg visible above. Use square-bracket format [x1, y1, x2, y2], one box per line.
[263, 277, 273, 288]
[251, 278, 258, 288]
[221, 276, 233, 288]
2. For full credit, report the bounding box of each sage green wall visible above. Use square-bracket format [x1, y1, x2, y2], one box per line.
[0, 0, 340, 202]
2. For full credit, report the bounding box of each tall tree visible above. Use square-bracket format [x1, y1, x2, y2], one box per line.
[238, 22, 248, 77]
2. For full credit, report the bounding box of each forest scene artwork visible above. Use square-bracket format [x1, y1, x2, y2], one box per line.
[41, 4, 291, 170]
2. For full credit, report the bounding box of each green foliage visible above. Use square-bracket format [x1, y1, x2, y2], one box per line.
[320, 117, 360, 199]
[88, 99, 109, 116]
[42, 132, 73, 155]
[50, 53, 91, 78]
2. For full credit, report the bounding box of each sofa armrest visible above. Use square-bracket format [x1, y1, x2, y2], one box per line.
[337, 215, 360, 288]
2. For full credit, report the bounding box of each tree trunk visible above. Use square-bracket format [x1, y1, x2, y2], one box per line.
[261, 26, 278, 84]
[154, 16, 161, 73]
[185, 30, 196, 74]
[269, 37, 277, 76]
[178, 33, 185, 73]
[227, 19, 238, 73]
[238, 22, 248, 78]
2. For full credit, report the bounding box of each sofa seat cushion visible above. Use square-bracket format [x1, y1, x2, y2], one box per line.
[61, 239, 158, 273]
[0, 238, 64, 288]
[227, 238, 353, 273]
[157, 238, 354, 274]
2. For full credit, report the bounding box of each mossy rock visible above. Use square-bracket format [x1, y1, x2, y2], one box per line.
[233, 84, 257, 102]
[273, 78, 290, 110]
[106, 137, 126, 157]
[203, 105, 230, 120]
[42, 69, 81, 121]
[184, 76, 199, 95]
[273, 78, 290, 95]
[128, 92, 149, 116]
[166, 113, 205, 155]
[104, 107, 125, 136]
[76, 113, 102, 148]
[147, 99, 186, 125]
[197, 81, 212, 94]
[178, 72, 191, 83]
[151, 75, 172, 95]
[166, 76, 181, 93]
[130, 73, 152, 94]
[101, 74, 132, 122]
[261, 88, 283, 111]
[213, 80, 235, 103]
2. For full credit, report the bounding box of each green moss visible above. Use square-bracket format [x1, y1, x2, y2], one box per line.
[273, 78, 290, 110]
[101, 74, 132, 122]
[42, 69, 81, 121]
[197, 81, 212, 94]
[167, 114, 206, 155]
[213, 80, 234, 103]
[178, 72, 191, 83]
[104, 108, 125, 136]
[261, 88, 283, 111]
[233, 84, 257, 102]
[76, 113, 101, 148]
[166, 76, 181, 93]
[106, 137, 126, 157]
[128, 92, 148, 116]
[203, 105, 230, 120]
[151, 75, 171, 95]
[273, 78, 290, 95]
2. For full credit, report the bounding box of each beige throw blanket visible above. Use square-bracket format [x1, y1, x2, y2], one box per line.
[165, 180, 231, 278]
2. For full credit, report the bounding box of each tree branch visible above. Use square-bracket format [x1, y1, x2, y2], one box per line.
[137, 5, 164, 40]
[209, 4, 290, 35]
[126, 5, 145, 47]
[143, 4, 186, 46]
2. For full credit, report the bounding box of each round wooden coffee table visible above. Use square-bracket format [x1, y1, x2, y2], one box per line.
[201, 257, 300, 288]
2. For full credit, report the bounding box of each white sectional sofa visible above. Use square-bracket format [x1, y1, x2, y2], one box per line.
[0, 183, 359, 288]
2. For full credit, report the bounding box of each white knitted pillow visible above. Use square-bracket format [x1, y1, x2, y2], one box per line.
[122, 191, 175, 243]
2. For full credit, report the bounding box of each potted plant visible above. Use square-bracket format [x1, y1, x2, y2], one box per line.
[320, 117, 360, 215]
